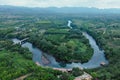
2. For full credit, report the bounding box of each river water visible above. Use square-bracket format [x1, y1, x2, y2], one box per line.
[12, 32, 108, 69]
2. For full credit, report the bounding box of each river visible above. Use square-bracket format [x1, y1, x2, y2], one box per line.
[12, 32, 108, 69]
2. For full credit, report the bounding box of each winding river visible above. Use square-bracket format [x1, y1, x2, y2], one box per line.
[12, 32, 108, 69]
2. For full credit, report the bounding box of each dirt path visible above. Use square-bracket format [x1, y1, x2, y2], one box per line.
[74, 72, 92, 80]
[53, 68, 72, 72]
[35, 62, 92, 80]
[14, 73, 32, 80]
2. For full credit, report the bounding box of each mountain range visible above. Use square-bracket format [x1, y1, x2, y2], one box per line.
[0, 5, 120, 14]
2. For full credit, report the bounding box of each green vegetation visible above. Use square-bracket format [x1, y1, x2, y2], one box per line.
[0, 38, 75, 80]
[29, 28, 93, 63]
[73, 16, 120, 80]
[0, 14, 93, 63]
[0, 50, 34, 80]
[0, 50, 74, 80]
[71, 68, 84, 77]
[0, 10, 120, 80]
[0, 13, 93, 80]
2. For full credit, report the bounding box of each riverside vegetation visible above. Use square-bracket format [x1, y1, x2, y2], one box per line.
[0, 13, 91, 80]
[0, 9, 120, 80]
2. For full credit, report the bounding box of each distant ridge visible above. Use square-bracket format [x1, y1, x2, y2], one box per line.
[0, 5, 120, 14]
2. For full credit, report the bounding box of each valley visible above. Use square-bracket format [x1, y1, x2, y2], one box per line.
[0, 6, 120, 80]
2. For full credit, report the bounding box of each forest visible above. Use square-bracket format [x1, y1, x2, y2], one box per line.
[73, 16, 120, 80]
[0, 10, 120, 80]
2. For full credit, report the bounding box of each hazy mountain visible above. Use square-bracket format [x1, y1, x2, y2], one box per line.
[0, 5, 120, 14]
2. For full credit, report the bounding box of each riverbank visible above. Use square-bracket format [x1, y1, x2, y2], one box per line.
[35, 62, 92, 80]
[28, 29, 94, 63]
[12, 32, 108, 69]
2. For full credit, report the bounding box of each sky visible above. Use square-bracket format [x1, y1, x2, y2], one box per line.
[0, 0, 120, 9]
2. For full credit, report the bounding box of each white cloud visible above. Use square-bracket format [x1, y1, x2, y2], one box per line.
[0, 0, 120, 8]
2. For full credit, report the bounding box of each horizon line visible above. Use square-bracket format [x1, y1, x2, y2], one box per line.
[0, 5, 120, 9]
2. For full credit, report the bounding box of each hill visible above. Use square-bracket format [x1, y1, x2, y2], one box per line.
[0, 5, 120, 14]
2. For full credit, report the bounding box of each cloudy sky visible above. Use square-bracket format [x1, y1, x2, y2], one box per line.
[0, 0, 120, 9]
